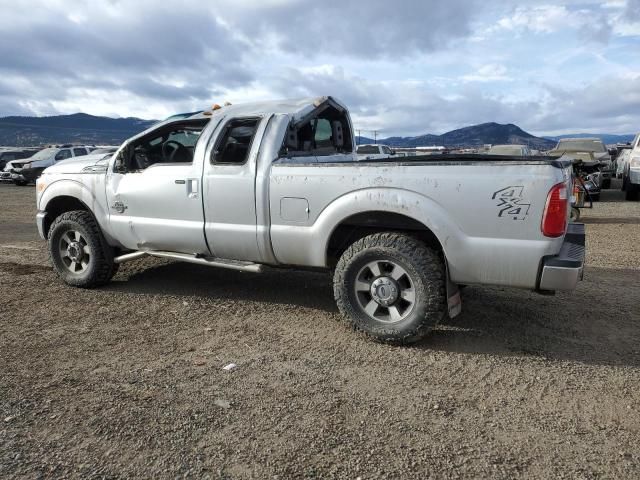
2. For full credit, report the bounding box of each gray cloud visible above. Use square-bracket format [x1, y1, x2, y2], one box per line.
[219, 0, 481, 58]
[0, 0, 637, 136]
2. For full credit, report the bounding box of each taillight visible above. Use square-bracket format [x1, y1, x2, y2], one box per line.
[541, 182, 568, 237]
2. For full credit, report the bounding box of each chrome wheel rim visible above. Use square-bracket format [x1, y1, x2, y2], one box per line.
[354, 259, 416, 323]
[59, 230, 91, 274]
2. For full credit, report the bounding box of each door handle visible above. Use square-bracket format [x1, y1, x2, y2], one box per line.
[175, 179, 186, 184]
[187, 179, 199, 198]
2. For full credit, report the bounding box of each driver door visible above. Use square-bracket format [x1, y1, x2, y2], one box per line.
[105, 120, 211, 254]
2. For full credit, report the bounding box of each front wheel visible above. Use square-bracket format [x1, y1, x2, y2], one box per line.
[333, 232, 446, 344]
[48, 210, 118, 288]
[13, 180, 28, 186]
[602, 179, 611, 189]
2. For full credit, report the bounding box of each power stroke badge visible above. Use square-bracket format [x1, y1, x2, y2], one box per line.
[492, 186, 531, 221]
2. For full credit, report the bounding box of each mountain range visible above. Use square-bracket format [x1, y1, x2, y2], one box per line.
[0, 113, 157, 146]
[357, 122, 557, 150]
[0, 113, 632, 150]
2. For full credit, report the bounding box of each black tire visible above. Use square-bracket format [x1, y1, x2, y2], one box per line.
[590, 193, 600, 202]
[13, 180, 28, 186]
[48, 210, 117, 288]
[333, 232, 446, 344]
[602, 179, 611, 189]
[626, 185, 639, 201]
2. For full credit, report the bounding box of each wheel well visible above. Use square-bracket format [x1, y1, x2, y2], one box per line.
[326, 211, 444, 267]
[43, 196, 89, 237]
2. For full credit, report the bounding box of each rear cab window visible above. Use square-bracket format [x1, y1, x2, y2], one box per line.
[281, 101, 353, 159]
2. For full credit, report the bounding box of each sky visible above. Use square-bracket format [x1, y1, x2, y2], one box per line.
[0, 0, 638, 137]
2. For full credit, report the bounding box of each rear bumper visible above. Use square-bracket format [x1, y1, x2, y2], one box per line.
[538, 223, 585, 291]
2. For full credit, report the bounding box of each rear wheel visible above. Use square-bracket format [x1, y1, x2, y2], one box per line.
[333, 232, 446, 344]
[48, 210, 118, 288]
[13, 180, 27, 186]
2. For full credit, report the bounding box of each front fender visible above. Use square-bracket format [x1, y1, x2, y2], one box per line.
[270, 187, 464, 268]
[38, 177, 114, 243]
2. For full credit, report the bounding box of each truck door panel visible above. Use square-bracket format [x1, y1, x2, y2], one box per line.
[105, 119, 213, 254]
[202, 116, 270, 262]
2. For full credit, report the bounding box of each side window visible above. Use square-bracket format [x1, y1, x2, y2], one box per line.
[73, 148, 88, 157]
[212, 118, 259, 164]
[55, 149, 72, 161]
[382, 146, 392, 155]
[125, 120, 209, 171]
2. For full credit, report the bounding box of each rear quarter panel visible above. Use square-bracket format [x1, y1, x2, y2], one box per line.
[269, 161, 569, 289]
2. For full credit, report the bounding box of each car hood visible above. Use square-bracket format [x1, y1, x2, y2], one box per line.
[43, 153, 113, 174]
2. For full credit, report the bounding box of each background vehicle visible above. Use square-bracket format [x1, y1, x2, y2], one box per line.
[547, 138, 613, 189]
[487, 144, 531, 156]
[356, 143, 395, 160]
[87, 146, 119, 155]
[615, 143, 633, 179]
[10, 145, 90, 185]
[622, 133, 640, 201]
[35, 96, 585, 345]
[0, 148, 39, 170]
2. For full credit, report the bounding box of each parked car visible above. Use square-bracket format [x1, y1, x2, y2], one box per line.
[547, 138, 613, 189]
[10, 145, 91, 185]
[0, 148, 39, 171]
[622, 133, 640, 201]
[356, 144, 395, 160]
[87, 146, 119, 155]
[35, 96, 584, 345]
[487, 144, 532, 156]
[615, 142, 633, 179]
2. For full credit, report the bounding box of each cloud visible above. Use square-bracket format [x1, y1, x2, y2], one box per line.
[217, 0, 482, 58]
[0, 0, 638, 135]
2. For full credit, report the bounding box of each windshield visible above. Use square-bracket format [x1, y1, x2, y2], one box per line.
[556, 139, 606, 153]
[27, 148, 56, 160]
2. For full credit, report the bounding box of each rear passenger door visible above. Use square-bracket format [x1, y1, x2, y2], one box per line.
[202, 116, 269, 262]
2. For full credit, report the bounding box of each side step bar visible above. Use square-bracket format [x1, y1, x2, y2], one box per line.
[114, 250, 264, 273]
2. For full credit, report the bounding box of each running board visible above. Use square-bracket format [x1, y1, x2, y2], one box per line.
[113, 250, 264, 273]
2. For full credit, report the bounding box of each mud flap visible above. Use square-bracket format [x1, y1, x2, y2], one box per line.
[445, 262, 462, 318]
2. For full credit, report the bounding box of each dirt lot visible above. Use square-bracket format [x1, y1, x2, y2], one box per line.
[1, 182, 639, 479]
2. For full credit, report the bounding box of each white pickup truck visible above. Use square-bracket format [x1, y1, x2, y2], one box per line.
[35, 97, 585, 344]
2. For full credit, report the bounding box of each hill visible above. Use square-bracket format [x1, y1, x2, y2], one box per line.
[0, 113, 157, 146]
[357, 122, 556, 150]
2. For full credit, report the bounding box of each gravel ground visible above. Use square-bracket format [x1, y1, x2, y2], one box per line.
[1, 181, 639, 479]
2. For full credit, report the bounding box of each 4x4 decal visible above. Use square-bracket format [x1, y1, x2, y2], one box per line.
[492, 186, 531, 221]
